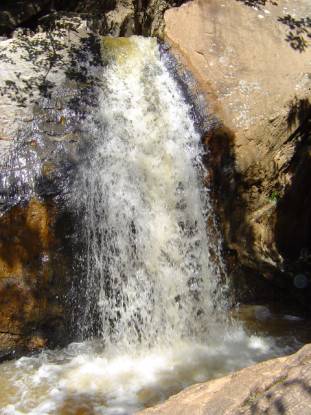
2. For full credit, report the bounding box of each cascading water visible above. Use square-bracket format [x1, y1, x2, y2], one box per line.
[0, 37, 303, 415]
[76, 36, 227, 347]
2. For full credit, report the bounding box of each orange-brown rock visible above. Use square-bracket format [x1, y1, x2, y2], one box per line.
[0, 197, 70, 355]
[27, 335, 47, 350]
[0, 198, 55, 279]
[164, 0, 311, 305]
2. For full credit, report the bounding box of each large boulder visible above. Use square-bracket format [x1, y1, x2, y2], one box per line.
[164, 0, 311, 306]
[138, 343, 311, 415]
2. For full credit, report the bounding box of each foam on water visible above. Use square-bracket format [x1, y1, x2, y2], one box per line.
[0, 333, 288, 415]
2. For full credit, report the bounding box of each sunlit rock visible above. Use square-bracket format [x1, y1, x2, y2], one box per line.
[139, 344, 311, 415]
[165, 0, 311, 307]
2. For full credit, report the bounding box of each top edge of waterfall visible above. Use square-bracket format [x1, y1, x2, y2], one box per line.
[100, 36, 158, 64]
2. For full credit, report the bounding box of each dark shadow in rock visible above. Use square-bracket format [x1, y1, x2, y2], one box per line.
[275, 98, 311, 310]
[283, 378, 311, 394]
[203, 125, 272, 304]
[236, 0, 310, 52]
[0, 0, 189, 38]
[0, 0, 116, 36]
[247, 376, 311, 414]
[205, 123, 310, 308]
[278, 15, 311, 53]
[275, 98, 311, 260]
[235, 0, 278, 10]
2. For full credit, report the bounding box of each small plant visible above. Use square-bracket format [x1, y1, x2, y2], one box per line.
[268, 190, 279, 202]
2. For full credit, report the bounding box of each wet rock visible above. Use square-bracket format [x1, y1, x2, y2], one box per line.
[0, 197, 73, 353]
[164, 0, 311, 308]
[27, 334, 48, 351]
[138, 343, 311, 415]
[0, 16, 101, 354]
[0, 0, 190, 354]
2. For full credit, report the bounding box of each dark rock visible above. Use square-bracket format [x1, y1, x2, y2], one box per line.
[0, 0, 187, 37]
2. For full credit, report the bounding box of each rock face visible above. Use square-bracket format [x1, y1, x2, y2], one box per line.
[0, 17, 102, 356]
[165, 0, 311, 306]
[0, 0, 186, 37]
[138, 344, 311, 415]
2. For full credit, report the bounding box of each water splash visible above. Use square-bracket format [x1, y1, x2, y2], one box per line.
[0, 334, 287, 415]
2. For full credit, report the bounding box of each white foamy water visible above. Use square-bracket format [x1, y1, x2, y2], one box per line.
[0, 37, 300, 414]
[0, 333, 288, 415]
[76, 36, 227, 346]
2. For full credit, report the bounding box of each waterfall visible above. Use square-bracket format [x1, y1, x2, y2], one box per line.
[75, 36, 227, 347]
[0, 36, 291, 415]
